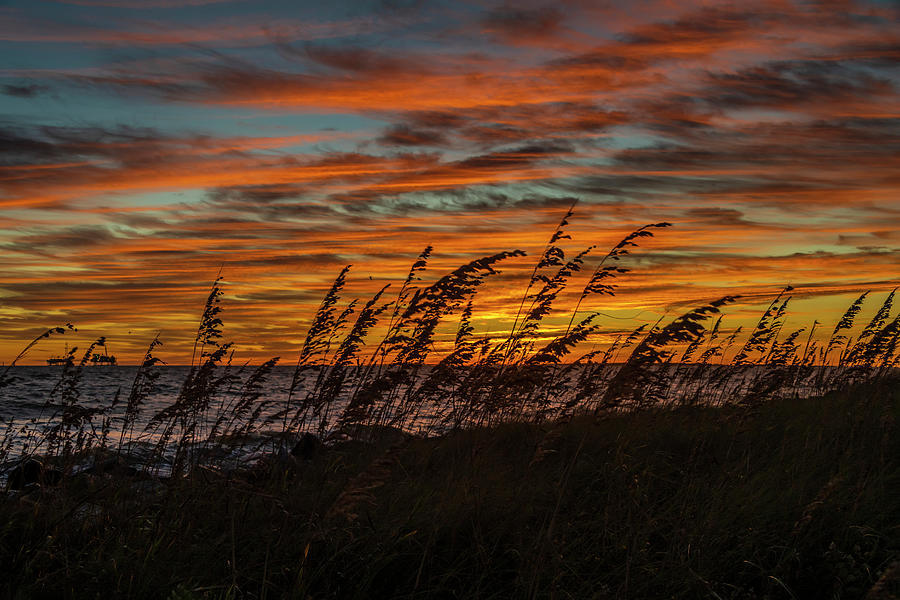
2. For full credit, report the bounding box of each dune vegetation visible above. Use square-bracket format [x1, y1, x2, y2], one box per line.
[1, 208, 898, 599]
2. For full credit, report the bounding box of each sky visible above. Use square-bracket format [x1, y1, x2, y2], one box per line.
[1, 0, 898, 365]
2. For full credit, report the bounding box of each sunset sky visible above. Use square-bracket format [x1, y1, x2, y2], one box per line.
[1, 0, 898, 364]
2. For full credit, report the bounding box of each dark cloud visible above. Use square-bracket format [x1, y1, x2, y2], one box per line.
[0, 124, 179, 167]
[619, 6, 758, 47]
[456, 141, 574, 169]
[375, 0, 426, 14]
[837, 229, 900, 248]
[481, 5, 563, 39]
[613, 118, 900, 174]
[684, 207, 764, 229]
[702, 60, 896, 111]
[824, 40, 900, 66]
[0, 128, 63, 166]
[377, 124, 447, 147]
[5, 278, 200, 303]
[105, 212, 173, 230]
[285, 42, 431, 76]
[316, 142, 576, 215]
[549, 172, 760, 201]
[235, 286, 342, 303]
[2, 83, 48, 98]
[348, 189, 583, 215]
[389, 102, 627, 148]
[405, 111, 467, 130]
[548, 51, 649, 72]
[207, 184, 307, 204]
[203, 188, 346, 223]
[2, 225, 120, 253]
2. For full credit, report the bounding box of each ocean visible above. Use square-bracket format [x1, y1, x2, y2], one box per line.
[0, 365, 303, 465]
[0, 361, 860, 477]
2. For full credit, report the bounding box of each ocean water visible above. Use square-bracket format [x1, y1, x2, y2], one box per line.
[0, 362, 863, 475]
[1, 365, 286, 418]
[0, 366, 302, 462]
[0, 364, 458, 466]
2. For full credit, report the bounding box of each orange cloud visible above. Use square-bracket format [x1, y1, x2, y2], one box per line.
[1, 1, 898, 364]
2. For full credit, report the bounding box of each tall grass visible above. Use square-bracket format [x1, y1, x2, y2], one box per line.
[1, 379, 897, 599]
[2, 207, 899, 468]
[1, 206, 898, 599]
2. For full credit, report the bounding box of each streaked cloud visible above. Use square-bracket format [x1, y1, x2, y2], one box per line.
[0, 0, 898, 363]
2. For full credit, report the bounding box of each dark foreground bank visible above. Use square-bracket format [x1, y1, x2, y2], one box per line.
[1, 381, 898, 600]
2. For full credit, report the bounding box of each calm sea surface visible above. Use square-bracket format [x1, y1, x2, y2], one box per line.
[1, 365, 295, 419]
[0, 366, 303, 459]
[0, 363, 856, 472]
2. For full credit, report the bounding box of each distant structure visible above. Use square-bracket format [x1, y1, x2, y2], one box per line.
[89, 352, 117, 366]
[46, 342, 117, 366]
[47, 343, 69, 366]
[89, 341, 117, 365]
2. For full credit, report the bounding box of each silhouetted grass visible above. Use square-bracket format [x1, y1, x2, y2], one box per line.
[0, 380, 896, 599]
[1, 206, 899, 598]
